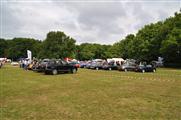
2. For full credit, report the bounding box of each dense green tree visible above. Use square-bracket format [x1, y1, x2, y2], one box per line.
[0, 38, 8, 57]
[119, 34, 135, 59]
[77, 43, 111, 60]
[77, 43, 95, 60]
[39, 31, 76, 59]
[6, 38, 41, 60]
[160, 12, 181, 65]
[113, 10, 181, 66]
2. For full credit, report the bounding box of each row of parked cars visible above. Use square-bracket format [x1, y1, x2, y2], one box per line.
[21, 58, 156, 74]
[23, 59, 79, 75]
[79, 59, 156, 73]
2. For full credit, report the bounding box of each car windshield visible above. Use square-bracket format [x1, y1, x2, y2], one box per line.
[146, 65, 152, 67]
[108, 62, 114, 65]
[61, 60, 68, 65]
[139, 65, 145, 67]
[91, 62, 97, 65]
[48, 60, 56, 64]
[95, 61, 103, 65]
[40, 59, 49, 62]
[123, 63, 130, 66]
[70, 61, 78, 64]
[103, 62, 108, 65]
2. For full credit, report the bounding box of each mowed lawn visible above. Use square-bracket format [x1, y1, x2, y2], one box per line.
[1, 64, 181, 120]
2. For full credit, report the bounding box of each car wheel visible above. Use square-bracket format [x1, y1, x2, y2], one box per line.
[142, 69, 145, 73]
[52, 69, 58, 75]
[153, 69, 156, 73]
[124, 69, 127, 72]
[71, 68, 77, 74]
[109, 68, 112, 71]
[96, 67, 99, 70]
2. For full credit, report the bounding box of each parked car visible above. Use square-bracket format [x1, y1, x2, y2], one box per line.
[151, 61, 163, 67]
[33, 59, 50, 72]
[44, 59, 78, 75]
[80, 61, 87, 68]
[11, 62, 19, 66]
[90, 61, 103, 70]
[135, 64, 156, 73]
[85, 61, 92, 69]
[102, 61, 118, 70]
[118, 63, 137, 72]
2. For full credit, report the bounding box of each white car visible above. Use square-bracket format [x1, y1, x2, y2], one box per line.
[11, 62, 19, 66]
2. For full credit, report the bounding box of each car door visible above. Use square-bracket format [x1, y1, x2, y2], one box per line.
[127, 64, 134, 71]
[61, 60, 70, 71]
[56, 60, 63, 72]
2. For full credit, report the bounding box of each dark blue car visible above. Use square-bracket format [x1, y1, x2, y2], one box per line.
[135, 65, 156, 73]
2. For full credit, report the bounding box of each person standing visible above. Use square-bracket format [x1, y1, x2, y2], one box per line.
[24, 59, 28, 70]
[0, 61, 2, 68]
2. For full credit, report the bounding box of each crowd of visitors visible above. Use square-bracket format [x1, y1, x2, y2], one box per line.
[0, 58, 6, 68]
[19, 59, 38, 70]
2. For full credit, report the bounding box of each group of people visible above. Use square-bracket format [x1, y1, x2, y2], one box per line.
[0, 59, 6, 68]
[19, 59, 39, 70]
[19, 59, 31, 70]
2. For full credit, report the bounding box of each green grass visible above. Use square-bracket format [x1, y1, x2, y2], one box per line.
[1, 64, 181, 120]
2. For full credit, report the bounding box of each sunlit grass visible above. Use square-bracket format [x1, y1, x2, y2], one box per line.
[1, 64, 181, 119]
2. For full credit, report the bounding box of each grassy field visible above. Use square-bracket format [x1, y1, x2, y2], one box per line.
[1, 64, 181, 120]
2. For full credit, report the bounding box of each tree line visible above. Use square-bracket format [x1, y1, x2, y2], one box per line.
[0, 11, 180, 67]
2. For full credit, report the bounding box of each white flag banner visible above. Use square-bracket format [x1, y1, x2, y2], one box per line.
[27, 50, 32, 61]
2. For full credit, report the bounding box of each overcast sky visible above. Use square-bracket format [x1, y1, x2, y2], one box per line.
[0, 0, 180, 44]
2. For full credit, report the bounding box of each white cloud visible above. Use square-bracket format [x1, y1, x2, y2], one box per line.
[0, 0, 180, 44]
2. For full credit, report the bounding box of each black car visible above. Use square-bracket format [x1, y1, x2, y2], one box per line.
[118, 63, 137, 72]
[44, 59, 78, 75]
[102, 61, 118, 70]
[135, 65, 156, 73]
